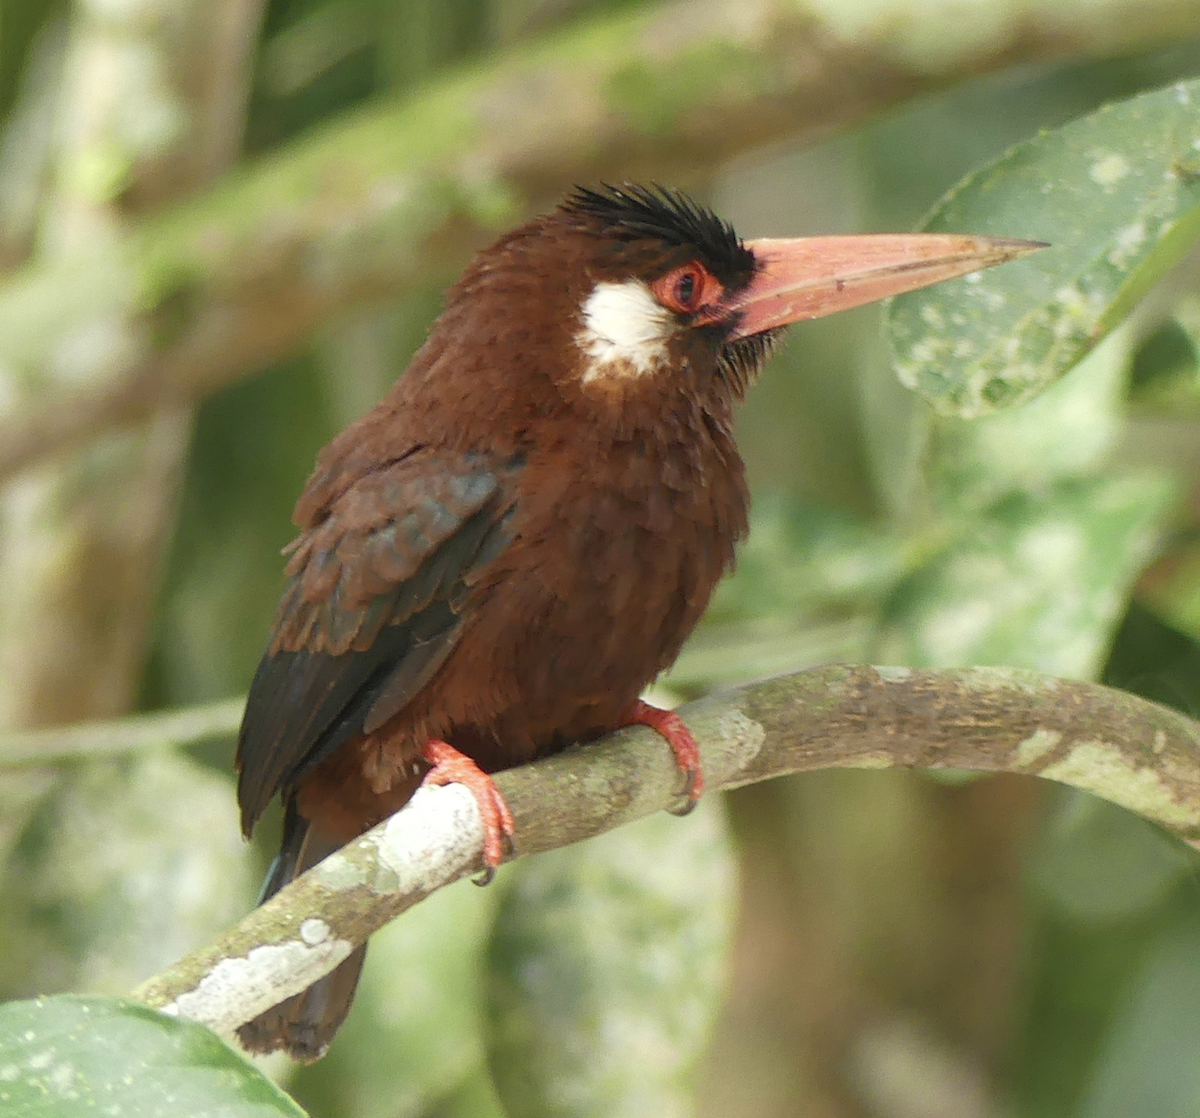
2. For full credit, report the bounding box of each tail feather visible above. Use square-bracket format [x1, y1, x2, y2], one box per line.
[237, 802, 367, 1062]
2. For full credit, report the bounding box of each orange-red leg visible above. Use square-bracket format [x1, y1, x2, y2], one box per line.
[420, 739, 515, 875]
[627, 700, 705, 811]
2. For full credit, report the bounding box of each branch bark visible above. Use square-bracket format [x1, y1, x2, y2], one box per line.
[0, 0, 1197, 481]
[127, 664, 1200, 1040]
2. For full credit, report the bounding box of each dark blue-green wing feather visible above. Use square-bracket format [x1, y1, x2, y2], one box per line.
[235, 451, 519, 835]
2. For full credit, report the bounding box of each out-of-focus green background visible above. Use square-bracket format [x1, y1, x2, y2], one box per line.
[2, 1, 1200, 1115]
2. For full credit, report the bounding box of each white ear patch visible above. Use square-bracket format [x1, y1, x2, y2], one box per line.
[577, 279, 674, 383]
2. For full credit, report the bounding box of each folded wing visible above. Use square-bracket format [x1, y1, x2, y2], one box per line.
[235, 449, 520, 836]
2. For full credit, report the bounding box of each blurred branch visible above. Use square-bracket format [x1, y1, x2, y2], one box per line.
[0, 696, 244, 766]
[129, 663, 1200, 1040]
[0, 0, 266, 730]
[0, 13, 65, 268]
[0, 0, 1198, 481]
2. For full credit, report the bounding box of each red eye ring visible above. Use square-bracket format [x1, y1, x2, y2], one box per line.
[652, 261, 723, 316]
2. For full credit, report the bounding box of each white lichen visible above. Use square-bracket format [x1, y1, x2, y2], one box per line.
[1107, 220, 1148, 267]
[714, 708, 766, 770]
[298, 917, 330, 946]
[851, 754, 895, 770]
[1038, 741, 1199, 830]
[370, 782, 486, 894]
[163, 935, 355, 1035]
[1088, 152, 1132, 189]
[1013, 729, 1063, 769]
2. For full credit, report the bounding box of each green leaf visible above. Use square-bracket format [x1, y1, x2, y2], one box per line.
[664, 497, 920, 692]
[0, 995, 305, 1117]
[0, 754, 256, 998]
[484, 803, 735, 1118]
[1076, 925, 1200, 1118]
[705, 497, 922, 624]
[927, 327, 1131, 511]
[1140, 535, 1200, 646]
[873, 474, 1174, 676]
[887, 78, 1200, 417]
[1026, 792, 1189, 923]
[1128, 298, 1200, 416]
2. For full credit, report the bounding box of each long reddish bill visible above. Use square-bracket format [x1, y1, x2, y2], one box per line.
[728, 234, 1047, 339]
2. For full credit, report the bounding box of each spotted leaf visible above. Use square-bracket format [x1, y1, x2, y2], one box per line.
[887, 78, 1200, 417]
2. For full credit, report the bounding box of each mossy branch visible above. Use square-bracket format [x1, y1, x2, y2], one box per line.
[0, 0, 1197, 481]
[126, 664, 1200, 1041]
[0, 696, 245, 766]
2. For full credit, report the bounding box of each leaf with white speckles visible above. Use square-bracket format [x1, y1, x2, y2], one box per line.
[887, 78, 1200, 417]
[0, 995, 306, 1117]
[484, 802, 735, 1118]
[928, 327, 1131, 511]
[873, 474, 1175, 677]
[0, 754, 257, 1000]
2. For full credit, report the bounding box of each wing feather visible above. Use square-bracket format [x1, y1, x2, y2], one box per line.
[235, 451, 519, 835]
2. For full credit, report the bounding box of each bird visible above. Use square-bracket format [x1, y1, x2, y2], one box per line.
[234, 183, 1040, 1060]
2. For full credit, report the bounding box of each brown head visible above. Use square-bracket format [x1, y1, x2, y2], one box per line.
[333, 184, 1043, 470]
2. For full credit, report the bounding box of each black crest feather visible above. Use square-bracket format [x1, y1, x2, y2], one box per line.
[562, 183, 754, 286]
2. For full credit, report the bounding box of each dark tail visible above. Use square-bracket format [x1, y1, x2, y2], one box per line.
[236, 802, 367, 1062]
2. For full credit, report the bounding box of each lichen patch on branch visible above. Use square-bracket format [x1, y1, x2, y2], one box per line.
[368, 783, 487, 892]
[161, 935, 355, 1037]
[1013, 728, 1064, 768]
[714, 708, 767, 768]
[1037, 740, 1200, 833]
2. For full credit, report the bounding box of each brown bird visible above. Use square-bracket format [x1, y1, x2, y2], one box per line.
[235, 183, 1039, 1059]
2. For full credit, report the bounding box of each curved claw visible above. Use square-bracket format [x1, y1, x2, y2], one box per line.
[627, 700, 705, 811]
[420, 739, 515, 877]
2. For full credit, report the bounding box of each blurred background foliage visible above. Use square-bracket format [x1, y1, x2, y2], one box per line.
[3, 0, 1200, 1116]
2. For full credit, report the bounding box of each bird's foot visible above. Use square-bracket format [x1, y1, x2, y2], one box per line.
[420, 739, 515, 882]
[627, 700, 705, 814]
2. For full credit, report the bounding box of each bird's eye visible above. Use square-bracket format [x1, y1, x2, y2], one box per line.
[652, 262, 722, 316]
